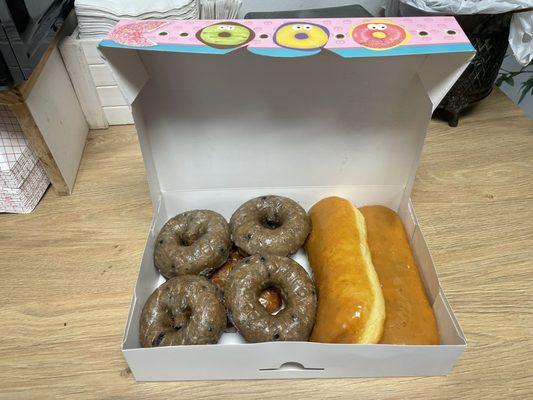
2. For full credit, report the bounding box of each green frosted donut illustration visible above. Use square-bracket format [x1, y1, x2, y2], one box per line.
[196, 22, 255, 49]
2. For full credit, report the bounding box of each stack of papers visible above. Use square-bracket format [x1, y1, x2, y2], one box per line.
[0, 106, 49, 214]
[75, 0, 199, 38]
[199, 0, 241, 19]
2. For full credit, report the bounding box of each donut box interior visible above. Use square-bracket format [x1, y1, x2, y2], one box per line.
[100, 17, 474, 381]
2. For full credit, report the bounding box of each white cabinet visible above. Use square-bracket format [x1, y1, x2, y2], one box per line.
[60, 29, 134, 128]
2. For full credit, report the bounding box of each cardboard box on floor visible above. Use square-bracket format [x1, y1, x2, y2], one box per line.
[100, 17, 474, 381]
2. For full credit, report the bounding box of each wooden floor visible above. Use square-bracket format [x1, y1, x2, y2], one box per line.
[0, 89, 531, 399]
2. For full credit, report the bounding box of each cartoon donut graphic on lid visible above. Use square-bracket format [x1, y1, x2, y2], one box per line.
[273, 22, 330, 51]
[109, 21, 169, 47]
[196, 22, 255, 49]
[351, 20, 410, 50]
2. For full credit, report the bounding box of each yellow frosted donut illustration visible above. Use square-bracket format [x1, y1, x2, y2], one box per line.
[274, 22, 330, 51]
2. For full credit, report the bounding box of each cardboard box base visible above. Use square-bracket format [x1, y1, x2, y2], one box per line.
[122, 186, 466, 381]
[100, 16, 473, 380]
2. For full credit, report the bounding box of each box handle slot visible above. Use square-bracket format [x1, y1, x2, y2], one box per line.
[259, 362, 324, 372]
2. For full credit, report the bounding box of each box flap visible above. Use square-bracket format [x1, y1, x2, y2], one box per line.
[99, 17, 474, 205]
[100, 17, 473, 104]
[101, 17, 472, 57]
[417, 52, 474, 111]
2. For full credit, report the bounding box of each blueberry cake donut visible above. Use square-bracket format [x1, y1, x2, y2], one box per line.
[230, 195, 310, 256]
[154, 210, 231, 278]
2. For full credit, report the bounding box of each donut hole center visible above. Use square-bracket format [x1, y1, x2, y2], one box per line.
[258, 286, 284, 315]
[179, 236, 195, 246]
[260, 213, 283, 230]
[262, 218, 281, 230]
[178, 225, 207, 246]
[171, 305, 192, 330]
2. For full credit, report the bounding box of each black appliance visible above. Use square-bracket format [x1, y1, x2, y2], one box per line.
[245, 5, 372, 19]
[0, 0, 73, 90]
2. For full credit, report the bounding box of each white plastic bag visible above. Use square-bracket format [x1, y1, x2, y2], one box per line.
[509, 11, 533, 65]
[396, 1, 533, 65]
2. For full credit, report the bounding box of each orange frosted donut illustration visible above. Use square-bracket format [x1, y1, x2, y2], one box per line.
[351, 20, 410, 50]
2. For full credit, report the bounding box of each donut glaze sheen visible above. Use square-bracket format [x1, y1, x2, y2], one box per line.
[139, 275, 226, 347]
[230, 195, 310, 256]
[225, 254, 317, 342]
[154, 210, 231, 278]
[360, 205, 439, 344]
[273, 22, 329, 50]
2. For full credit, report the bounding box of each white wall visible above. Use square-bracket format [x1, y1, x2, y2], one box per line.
[498, 55, 533, 119]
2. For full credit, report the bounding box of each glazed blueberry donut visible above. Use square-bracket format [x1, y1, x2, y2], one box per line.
[230, 195, 311, 256]
[139, 275, 226, 347]
[154, 210, 231, 278]
[210, 247, 283, 314]
[225, 254, 317, 342]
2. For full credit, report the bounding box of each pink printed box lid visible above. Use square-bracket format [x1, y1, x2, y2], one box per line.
[0, 105, 38, 189]
[101, 17, 473, 58]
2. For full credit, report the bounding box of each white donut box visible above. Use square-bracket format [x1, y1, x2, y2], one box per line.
[100, 16, 474, 381]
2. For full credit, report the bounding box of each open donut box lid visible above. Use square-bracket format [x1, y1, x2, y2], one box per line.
[99, 17, 474, 381]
